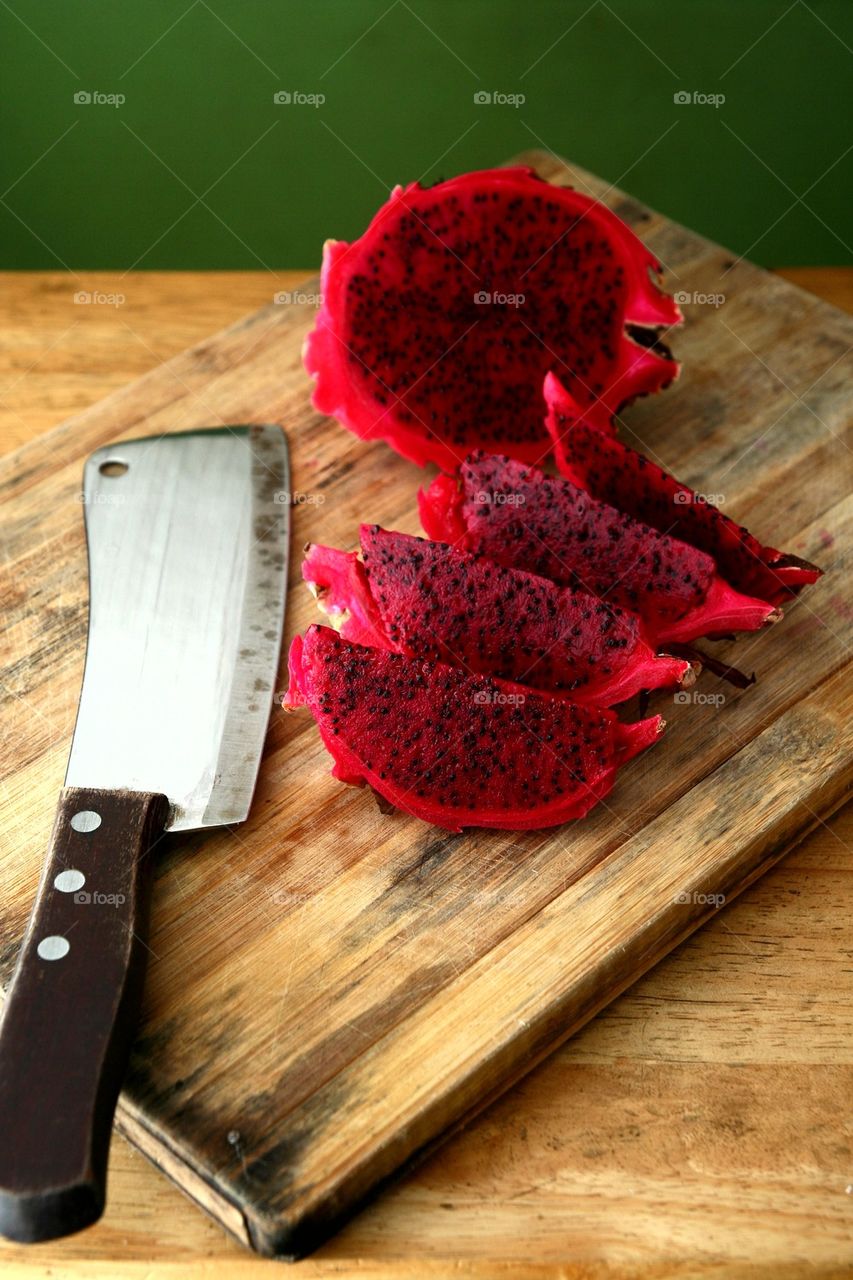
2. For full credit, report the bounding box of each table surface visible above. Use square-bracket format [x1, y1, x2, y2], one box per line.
[0, 270, 850, 1279]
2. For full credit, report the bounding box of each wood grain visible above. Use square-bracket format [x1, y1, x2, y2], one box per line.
[0, 153, 851, 1273]
[0, 272, 305, 452]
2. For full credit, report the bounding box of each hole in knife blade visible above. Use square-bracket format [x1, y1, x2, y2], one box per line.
[99, 459, 128, 477]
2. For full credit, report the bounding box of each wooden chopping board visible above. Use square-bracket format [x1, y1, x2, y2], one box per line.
[0, 151, 850, 1260]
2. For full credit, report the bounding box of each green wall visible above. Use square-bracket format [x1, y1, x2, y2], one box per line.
[1, 1, 850, 270]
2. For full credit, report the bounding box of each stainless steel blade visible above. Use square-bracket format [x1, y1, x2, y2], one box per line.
[65, 426, 289, 831]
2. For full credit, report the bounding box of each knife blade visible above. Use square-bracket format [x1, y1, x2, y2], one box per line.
[0, 425, 289, 1243]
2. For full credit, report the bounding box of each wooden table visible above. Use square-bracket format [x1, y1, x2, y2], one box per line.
[0, 271, 850, 1279]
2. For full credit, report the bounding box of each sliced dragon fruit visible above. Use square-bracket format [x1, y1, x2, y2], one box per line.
[304, 166, 681, 471]
[419, 452, 781, 646]
[543, 371, 823, 606]
[284, 625, 664, 832]
[303, 526, 693, 706]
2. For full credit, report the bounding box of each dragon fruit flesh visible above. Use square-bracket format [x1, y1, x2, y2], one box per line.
[303, 525, 693, 706]
[419, 452, 781, 646]
[284, 625, 664, 832]
[544, 371, 822, 606]
[304, 167, 681, 471]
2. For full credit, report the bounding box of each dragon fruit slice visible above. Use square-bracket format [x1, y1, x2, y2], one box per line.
[544, 371, 823, 606]
[303, 525, 693, 706]
[284, 625, 664, 832]
[419, 452, 781, 646]
[304, 166, 681, 471]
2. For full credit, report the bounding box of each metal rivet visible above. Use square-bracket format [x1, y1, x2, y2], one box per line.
[70, 810, 101, 833]
[54, 869, 86, 893]
[37, 936, 70, 961]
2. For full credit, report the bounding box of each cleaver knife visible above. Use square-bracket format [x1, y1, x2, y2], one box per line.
[0, 426, 289, 1243]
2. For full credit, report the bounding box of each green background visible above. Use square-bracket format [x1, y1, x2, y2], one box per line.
[1, 0, 850, 270]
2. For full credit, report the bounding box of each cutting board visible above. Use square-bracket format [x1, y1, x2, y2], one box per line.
[1, 151, 850, 1260]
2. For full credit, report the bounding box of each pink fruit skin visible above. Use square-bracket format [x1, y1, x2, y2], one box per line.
[544, 371, 822, 607]
[419, 452, 780, 646]
[283, 625, 663, 832]
[303, 528, 691, 706]
[304, 167, 682, 472]
[301, 542, 390, 650]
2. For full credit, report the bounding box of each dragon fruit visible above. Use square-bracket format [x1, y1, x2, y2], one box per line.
[419, 452, 781, 646]
[303, 525, 693, 705]
[544, 371, 823, 606]
[304, 167, 681, 471]
[284, 625, 664, 832]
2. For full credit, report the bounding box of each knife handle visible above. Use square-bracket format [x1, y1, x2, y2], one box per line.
[0, 786, 170, 1243]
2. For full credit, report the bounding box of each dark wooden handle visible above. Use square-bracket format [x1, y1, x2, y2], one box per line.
[0, 786, 169, 1242]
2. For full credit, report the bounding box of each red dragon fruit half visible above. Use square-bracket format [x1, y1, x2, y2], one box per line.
[303, 525, 693, 706]
[304, 167, 681, 471]
[419, 452, 781, 646]
[544, 371, 823, 606]
[284, 625, 664, 832]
